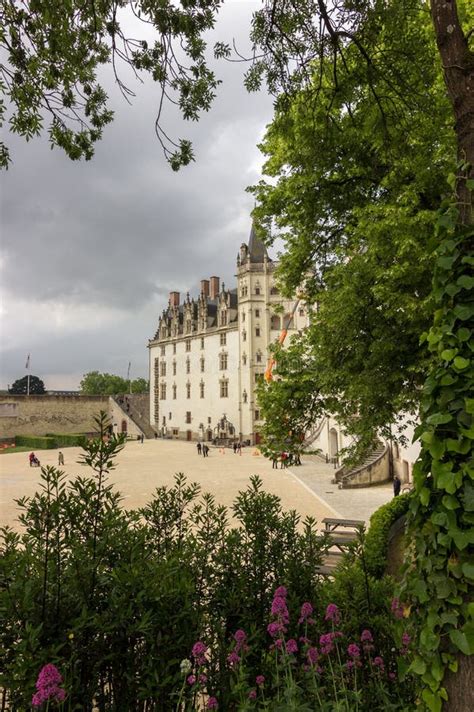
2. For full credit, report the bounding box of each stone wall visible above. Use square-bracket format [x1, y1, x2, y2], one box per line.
[0, 395, 109, 439]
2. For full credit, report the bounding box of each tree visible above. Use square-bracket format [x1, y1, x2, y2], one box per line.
[9, 375, 45, 395]
[80, 371, 149, 395]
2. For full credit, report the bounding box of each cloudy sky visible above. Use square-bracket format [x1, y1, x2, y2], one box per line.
[0, 1, 275, 391]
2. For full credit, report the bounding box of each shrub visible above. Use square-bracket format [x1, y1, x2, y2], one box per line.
[15, 435, 57, 449]
[364, 493, 411, 577]
[45, 433, 86, 447]
[1, 415, 331, 711]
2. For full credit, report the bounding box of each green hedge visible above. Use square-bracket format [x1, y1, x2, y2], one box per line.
[15, 435, 57, 449]
[364, 492, 412, 576]
[45, 433, 86, 447]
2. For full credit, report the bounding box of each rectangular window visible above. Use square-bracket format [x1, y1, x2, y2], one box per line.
[200, 382, 205, 398]
[255, 309, 260, 317]
[255, 409, 260, 420]
[255, 287, 260, 295]
[186, 383, 191, 399]
[160, 383, 167, 400]
[173, 428, 179, 436]
[242, 312, 246, 322]
[185, 339, 191, 352]
[256, 327, 261, 337]
[256, 352, 262, 363]
[242, 331, 246, 342]
[160, 345, 166, 356]
[186, 411, 191, 424]
[168, 412, 172, 420]
[220, 380, 229, 398]
[299, 308, 305, 316]
[200, 357, 205, 372]
[172, 384, 177, 399]
[219, 353, 228, 370]
[173, 362, 177, 376]
[186, 359, 190, 374]
[208, 416, 212, 424]
[220, 333, 226, 346]
[173, 343, 177, 354]
[201, 337, 205, 349]
[160, 361, 166, 376]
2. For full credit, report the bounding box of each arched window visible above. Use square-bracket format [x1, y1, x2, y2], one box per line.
[271, 314, 281, 330]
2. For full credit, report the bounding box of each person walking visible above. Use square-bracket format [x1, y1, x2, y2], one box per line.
[393, 475, 401, 497]
[203, 444, 209, 457]
[58, 451, 64, 466]
[272, 454, 278, 469]
[140, 433, 145, 444]
[197, 442, 202, 455]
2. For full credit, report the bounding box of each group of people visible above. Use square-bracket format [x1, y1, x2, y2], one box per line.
[232, 442, 242, 454]
[196, 442, 210, 457]
[271, 451, 301, 469]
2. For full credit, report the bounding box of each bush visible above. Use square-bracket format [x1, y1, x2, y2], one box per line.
[45, 433, 86, 447]
[15, 435, 57, 449]
[364, 494, 411, 577]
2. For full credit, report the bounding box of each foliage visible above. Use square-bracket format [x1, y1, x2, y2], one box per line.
[397, 206, 474, 710]
[0, 0, 227, 169]
[9, 375, 46, 395]
[80, 370, 148, 395]
[1, 419, 333, 711]
[364, 494, 412, 578]
[15, 435, 57, 450]
[256, 335, 324, 457]
[44, 433, 87, 447]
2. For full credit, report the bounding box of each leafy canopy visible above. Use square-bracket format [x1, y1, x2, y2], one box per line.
[9, 375, 46, 395]
[80, 371, 148, 395]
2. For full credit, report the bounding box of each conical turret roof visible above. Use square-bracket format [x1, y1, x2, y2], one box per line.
[248, 222, 270, 263]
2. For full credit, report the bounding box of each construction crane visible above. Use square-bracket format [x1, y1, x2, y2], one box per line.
[264, 298, 301, 382]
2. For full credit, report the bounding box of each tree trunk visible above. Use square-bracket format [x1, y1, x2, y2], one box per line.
[429, 3, 474, 710]
[431, 0, 474, 225]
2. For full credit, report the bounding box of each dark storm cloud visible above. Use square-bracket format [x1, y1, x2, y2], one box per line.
[0, 2, 273, 389]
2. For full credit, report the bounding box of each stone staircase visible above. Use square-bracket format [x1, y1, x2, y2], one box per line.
[333, 441, 389, 489]
[112, 395, 156, 439]
[303, 416, 326, 449]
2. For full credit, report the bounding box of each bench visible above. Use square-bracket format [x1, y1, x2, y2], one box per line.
[322, 517, 365, 533]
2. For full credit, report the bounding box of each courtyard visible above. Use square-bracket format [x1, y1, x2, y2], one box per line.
[0, 439, 393, 531]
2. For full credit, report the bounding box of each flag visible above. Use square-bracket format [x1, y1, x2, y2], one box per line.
[25, 354, 30, 369]
[127, 361, 131, 380]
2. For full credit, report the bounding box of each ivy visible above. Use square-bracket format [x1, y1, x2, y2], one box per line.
[400, 198, 474, 710]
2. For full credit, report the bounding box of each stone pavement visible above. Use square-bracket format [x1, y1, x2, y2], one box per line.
[289, 454, 393, 524]
[0, 440, 340, 532]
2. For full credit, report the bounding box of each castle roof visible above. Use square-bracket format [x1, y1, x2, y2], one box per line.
[248, 223, 270, 263]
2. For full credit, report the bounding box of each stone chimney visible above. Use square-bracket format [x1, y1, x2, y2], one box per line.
[169, 291, 180, 307]
[209, 276, 220, 299]
[201, 279, 210, 297]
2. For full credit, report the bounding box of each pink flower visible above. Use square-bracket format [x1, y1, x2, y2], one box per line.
[199, 674, 208, 684]
[286, 638, 298, 654]
[256, 675, 265, 687]
[248, 689, 257, 700]
[32, 664, 66, 708]
[234, 629, 247, 646]
[206, 696, 218, 710]
[319, 633, 335, 655]
[192, 641, 208, 665]
[298, 601, 314, 625]
[373, 656, 385, 671]
[271, 596, 289, 623]
[346, 660, 355, 670]
[325, 604, 340, 625]
[347, 643, 360, 659]
[274, 585, 288, 599]
[391, 598, 404, 620]
[402, 633, 411, 648]
[187, 675, 196, 686]
[389, 672, 396, 681]
[307, 647, 319, 665]
[267, 621, 285, 638]
[360, 629, 373, 643]
[227, 651, 240, 667]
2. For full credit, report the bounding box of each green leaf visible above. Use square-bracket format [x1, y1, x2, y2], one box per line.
[454, 304, 474, 321]
[422, 688, 442, 712]
[453, 356, 470, 371]
[420, 487, 430, 505]
[457, 275, 474, 289]
[457, 327, 471, 342]
[452, 529, 474, 550]
[410, 656, 427, 675]
[440, 349, 456, 361]
[461, 562, 474, 580]
[449, 628, 474, 655]
[426, 412, 452, 426]
[442, 494, 459, 510]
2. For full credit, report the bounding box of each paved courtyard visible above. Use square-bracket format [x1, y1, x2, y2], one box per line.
[0, 440, 393, 532]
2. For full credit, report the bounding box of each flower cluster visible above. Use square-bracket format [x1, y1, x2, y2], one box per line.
[32, 664, 66, 708]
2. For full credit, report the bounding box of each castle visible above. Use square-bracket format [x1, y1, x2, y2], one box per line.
[148, 224, 307, 443]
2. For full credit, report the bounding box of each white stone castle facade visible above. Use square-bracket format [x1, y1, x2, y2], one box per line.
[148, 225, 308, 444]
